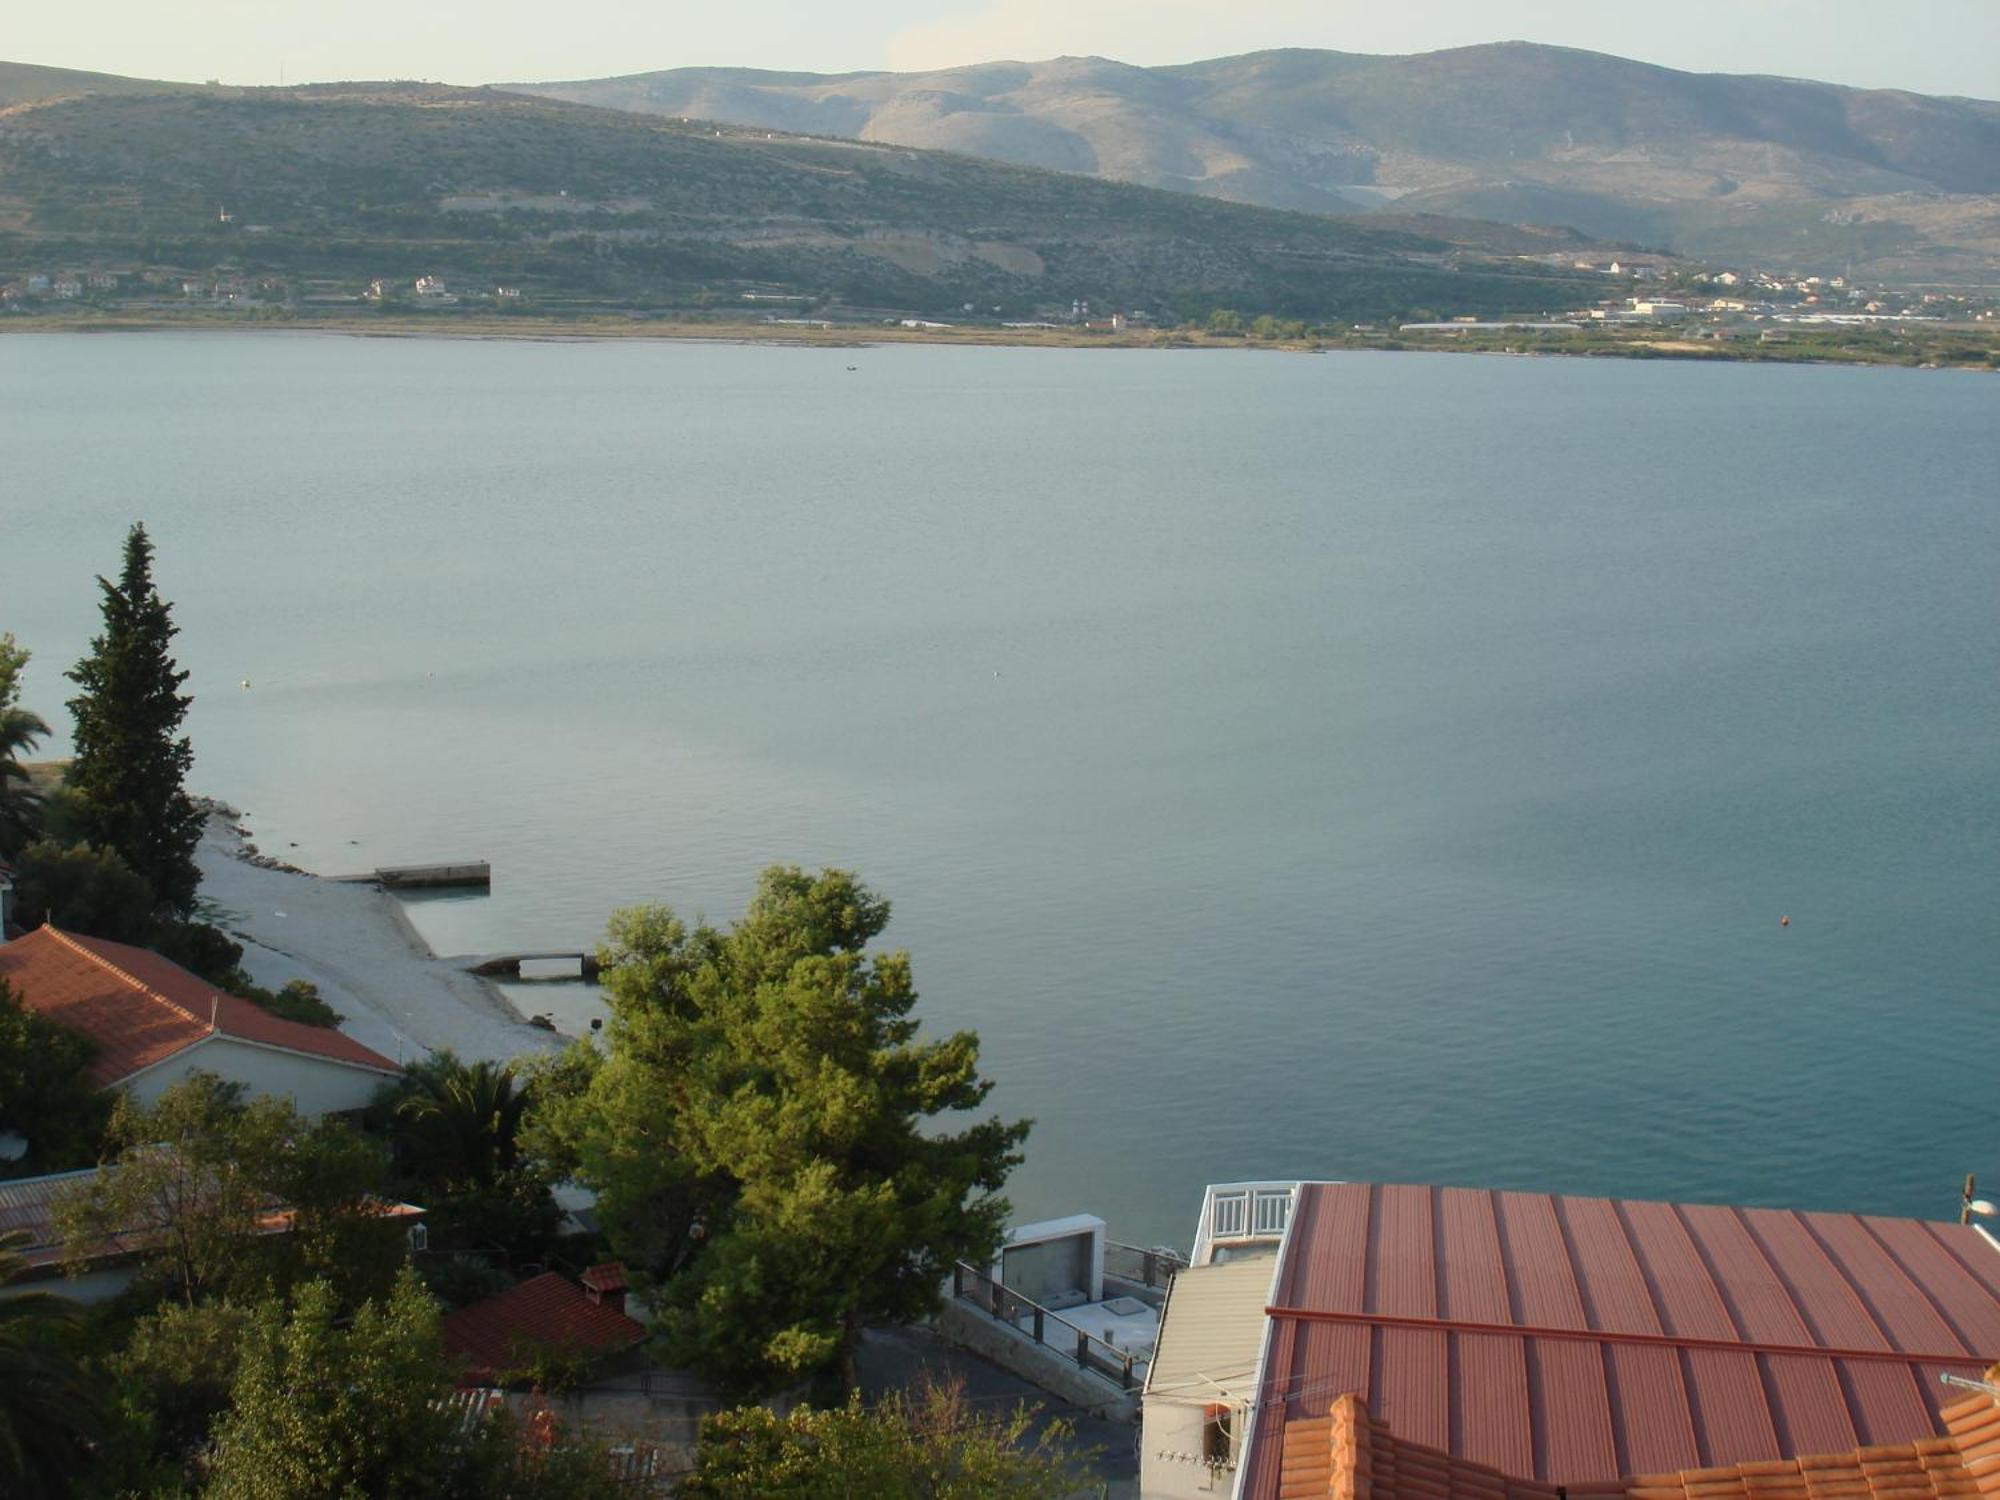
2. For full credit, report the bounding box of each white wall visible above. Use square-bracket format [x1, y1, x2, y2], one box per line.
[128, 1037, 392, 1116]
[1141, 1398, 1237, 1499]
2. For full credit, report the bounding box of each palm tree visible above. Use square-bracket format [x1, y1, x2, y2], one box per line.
[391, 1051, 529, 1190]
[0, 701, 49, 855]
[0, 1228, 103, 1498]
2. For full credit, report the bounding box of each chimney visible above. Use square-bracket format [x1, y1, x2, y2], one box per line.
[581, 1262, 628, 1316]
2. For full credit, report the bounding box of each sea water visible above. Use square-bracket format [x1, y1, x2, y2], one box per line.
[4, 333, 1995, 1247]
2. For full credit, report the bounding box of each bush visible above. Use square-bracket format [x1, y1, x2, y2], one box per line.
[0, 977, 111, 1176]
[151, 918, 248, 988]
[241, 978, 343, 1028]
[683, 1376, 1089, 1498]
[104, 1300, 251, 1485]
[417, 1255, 515, 1311]
[10, 839, 155, 942]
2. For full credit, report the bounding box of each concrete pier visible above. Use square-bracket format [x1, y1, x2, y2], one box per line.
[366, 862, 491, 891]
[462, 952, 602, 982]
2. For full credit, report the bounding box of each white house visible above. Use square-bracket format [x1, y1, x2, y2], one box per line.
[0, 925, 401, 1120]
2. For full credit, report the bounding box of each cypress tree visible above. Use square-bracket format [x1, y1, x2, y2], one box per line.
[65, 524, 204, 915]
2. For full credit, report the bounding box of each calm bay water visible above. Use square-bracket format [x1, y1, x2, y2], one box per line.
[4, 332, 1996, 1248]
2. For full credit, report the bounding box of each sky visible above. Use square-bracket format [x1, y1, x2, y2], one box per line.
[7, 0, 1999, 100]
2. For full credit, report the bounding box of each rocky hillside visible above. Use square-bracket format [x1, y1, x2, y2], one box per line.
[0, 69, 1594, 320]
[513, 44, 2000, 279]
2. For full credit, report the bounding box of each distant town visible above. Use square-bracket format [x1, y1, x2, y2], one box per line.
[7, 236, 1996, 370]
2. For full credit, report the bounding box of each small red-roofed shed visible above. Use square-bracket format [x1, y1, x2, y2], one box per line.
[442, 1270, 648, 1386]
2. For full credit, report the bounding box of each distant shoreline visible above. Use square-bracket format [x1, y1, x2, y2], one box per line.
[4, 309, 1994, 372]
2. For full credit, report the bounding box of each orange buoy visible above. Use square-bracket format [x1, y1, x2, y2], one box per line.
[1779, 915, 1790, 927]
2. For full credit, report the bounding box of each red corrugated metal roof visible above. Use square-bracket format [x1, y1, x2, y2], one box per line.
[441, 1272, 647, 1384]
[1274, 1389, 2000, 1500]
[0, 926, 398, 1085]
[1240, 1183, 2000, 1499]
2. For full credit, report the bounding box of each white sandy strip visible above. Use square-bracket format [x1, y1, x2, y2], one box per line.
[194, 815, 560, 1070]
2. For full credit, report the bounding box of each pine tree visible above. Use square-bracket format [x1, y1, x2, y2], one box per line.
[64, 524, 204, 915]
[543, 868, 1031, 1399]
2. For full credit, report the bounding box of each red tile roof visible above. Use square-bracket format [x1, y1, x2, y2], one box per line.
[0, 925, 399, 1087]
[1278, 1389, 2000, 1500]
[441, 1273, 647, 1384]
[580, 1261, 627, 1294]
[1241, 1183, 2000, 1499]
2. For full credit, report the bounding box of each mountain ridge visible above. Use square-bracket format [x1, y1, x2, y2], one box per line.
[509, 42, 2000, 278]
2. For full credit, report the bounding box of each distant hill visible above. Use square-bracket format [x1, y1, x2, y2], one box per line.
[0, 71, 1597, 322]
[0, 59, 197, 108]
[511, 44, 2000, 280]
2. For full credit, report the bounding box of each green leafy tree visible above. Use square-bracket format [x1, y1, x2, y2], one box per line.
[683, 1377, 1088, 1499]
[98, 1299, 252, 1492]
[57, 1074, 264, 1307]
[56, 1073, 400, 1307]
[65, 523, 205, 915]
[562, 868, 1029, 1397]
[231, 1092, 403, 1304]
[0, 1228, 105, 1500]
[0, 976, 111, 1177]
[0, 633, 51, 856]
[8, 838, 156, 943]
[206, 1270, 622, 1500]
[205, 1272, 465, 1500]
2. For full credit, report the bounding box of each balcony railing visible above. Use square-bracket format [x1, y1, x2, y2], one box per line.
[1104, 1239, 1189, 1291]
[1191, 1181, 1299, 1265]
[951, 1261, 1146, 1390]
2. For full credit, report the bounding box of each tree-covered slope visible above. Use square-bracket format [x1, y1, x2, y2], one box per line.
[0, 78, 1596, 319]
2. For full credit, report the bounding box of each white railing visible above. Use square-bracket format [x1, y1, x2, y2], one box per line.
[1190, 1181, 1299, 1266]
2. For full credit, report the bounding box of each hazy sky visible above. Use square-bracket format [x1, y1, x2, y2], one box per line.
[9, 0, 1999, 99]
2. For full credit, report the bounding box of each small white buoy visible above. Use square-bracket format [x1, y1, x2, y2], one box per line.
[240, 679, 251, 690]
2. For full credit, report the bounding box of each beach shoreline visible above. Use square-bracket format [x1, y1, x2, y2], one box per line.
[3, 310, 1993, 371]
[194, 808, 563, 1069]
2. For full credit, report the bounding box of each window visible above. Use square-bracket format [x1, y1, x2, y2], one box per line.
[1203, 1404, 1235, 1467]
[1211, 1191, 1249, 1240]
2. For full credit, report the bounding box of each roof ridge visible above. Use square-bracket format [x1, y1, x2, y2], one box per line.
[42, 925, 214, 1033]
[1260, 1302, 1997, 1367]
